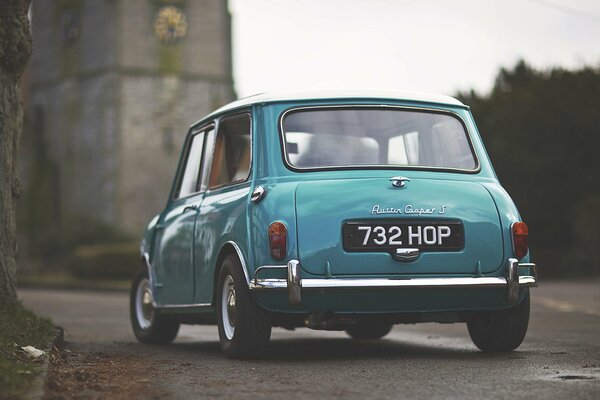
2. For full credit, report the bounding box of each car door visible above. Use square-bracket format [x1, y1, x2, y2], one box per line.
[152, 125, 214, 305]
[193, 113, 252, 304]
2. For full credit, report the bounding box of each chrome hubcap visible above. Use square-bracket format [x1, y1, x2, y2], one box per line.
[227, 288, 236, 326]
[136, 278, 155, 329]
[221, 275, 236, 340]
[142, 290, 153, 321]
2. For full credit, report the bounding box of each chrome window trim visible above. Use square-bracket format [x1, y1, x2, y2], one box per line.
[207, 112, 253, 191]
[172, 123, 215, 201]
[277, 104, 481, 174]
[198, 128, 217, 193]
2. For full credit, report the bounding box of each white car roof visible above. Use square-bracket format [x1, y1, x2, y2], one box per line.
[210, 89, 466, 116]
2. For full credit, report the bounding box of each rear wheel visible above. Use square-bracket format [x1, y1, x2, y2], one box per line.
[216, 254, 271, 358]
[467, 290, 530, 352]
[346, 321, 393, 340]
[130, 268, 179, 344]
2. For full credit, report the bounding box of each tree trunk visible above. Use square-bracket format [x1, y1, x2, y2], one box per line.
[0, 0, 32, 302]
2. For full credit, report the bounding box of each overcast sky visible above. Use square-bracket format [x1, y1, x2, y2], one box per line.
[228, 0, 600, 98]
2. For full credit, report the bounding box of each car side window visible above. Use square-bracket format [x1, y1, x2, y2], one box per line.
[176, 126, 213, 199]
[198, 129, 216, 192]
[208, 113, 251, 189]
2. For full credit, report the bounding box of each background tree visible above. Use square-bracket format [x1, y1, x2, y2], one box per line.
[0, 0, 32, 301]
[458, 60, 600, 277]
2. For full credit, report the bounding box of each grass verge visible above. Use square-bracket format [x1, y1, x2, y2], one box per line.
[0, 298, 54, 400]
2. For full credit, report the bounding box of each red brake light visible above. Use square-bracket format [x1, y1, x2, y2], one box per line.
[268, 222, 287, 260]
[512, 222, 529, 259]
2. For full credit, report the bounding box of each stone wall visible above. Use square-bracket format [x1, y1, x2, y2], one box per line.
[23, 0, 235, 256]
[115, 0, 235, 233]
[30, 74, 120, 225]
[27, 1, 121, 237]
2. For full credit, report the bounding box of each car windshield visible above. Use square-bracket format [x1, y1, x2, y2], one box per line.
[282, 107, 477, 171]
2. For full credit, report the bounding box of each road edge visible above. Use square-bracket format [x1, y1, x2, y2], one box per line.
[22, 326, 64, 400]
[19, 280, 129, 293]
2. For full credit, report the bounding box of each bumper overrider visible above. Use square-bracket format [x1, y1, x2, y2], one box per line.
[249, 258, 537, 305]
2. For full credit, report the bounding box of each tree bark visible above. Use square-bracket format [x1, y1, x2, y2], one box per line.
[0, 0, 31, 302]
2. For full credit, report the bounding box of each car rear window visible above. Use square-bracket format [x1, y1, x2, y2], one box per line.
[282, 107, 477, 171]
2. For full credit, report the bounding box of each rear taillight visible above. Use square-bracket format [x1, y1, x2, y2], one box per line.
[512, 222, 529, 259]
[268, 222, 287, 260]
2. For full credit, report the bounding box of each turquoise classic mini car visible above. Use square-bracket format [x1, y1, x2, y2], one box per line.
[130, 90, 538, 358]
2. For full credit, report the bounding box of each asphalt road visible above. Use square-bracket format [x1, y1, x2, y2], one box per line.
[20, 281, 600, 400]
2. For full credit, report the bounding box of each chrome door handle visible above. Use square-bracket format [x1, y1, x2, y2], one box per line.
[182, 205, 199, 213]
[251, 185, 266, 203]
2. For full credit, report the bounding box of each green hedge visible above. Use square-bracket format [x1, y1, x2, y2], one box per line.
[66, 242, 140, 281]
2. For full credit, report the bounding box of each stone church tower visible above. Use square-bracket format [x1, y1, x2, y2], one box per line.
[25, 0, 235, 242]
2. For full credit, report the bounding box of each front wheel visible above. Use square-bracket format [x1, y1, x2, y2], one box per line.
[216, 254, 271, 358]
[130, 268, 179, 344]
[467, 290, 530, 352]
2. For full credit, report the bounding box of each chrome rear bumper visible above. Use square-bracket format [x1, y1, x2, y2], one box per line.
[249, 258, 538, 305]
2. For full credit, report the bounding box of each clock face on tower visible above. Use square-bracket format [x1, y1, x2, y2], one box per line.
[154, 5, 188, 43]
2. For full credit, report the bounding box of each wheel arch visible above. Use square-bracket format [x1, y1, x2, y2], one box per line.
[212, 241, 251, 305]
